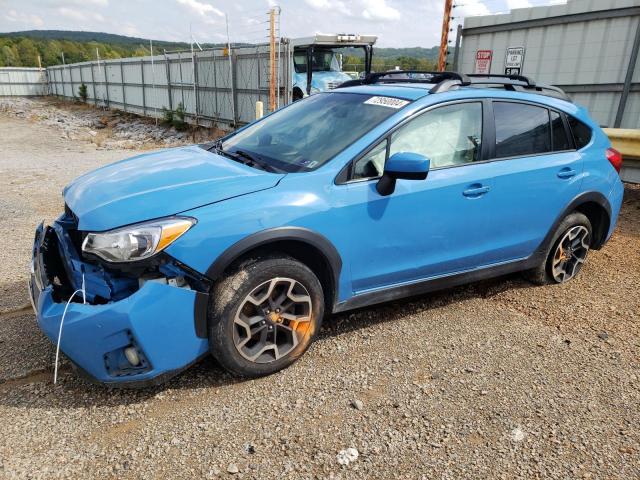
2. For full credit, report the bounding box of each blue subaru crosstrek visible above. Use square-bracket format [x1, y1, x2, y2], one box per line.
[29, 72, 624, 386]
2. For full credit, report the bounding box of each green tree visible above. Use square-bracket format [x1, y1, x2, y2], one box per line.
[0, 44, 19, 66]
[16, 38, 39, 66]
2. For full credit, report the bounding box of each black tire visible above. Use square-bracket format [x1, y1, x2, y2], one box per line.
[208, 255, 324, 377]
[524, 212, 592, 285]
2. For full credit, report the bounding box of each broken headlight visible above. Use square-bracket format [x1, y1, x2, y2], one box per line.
[82, 217, 195, 262]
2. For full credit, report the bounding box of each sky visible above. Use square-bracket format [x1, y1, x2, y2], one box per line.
[0, 0, 567, 48]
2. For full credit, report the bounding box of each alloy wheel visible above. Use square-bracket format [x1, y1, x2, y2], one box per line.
[233, 277, 313, 363]
[551, 225, 590, 283]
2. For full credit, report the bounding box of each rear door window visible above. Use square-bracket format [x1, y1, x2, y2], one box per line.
[567, 116, 593, 149]
[493, 102, 551, 158]
[551, 111, 571, 151]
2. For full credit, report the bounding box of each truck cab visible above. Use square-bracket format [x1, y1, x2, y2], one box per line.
[289, 34, 376, 101]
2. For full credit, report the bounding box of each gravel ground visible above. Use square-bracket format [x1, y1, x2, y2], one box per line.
[0, 106, 639, 479]
[0, 97, 220, 151]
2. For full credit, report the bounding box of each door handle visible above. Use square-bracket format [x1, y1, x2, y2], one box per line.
[557, 168, 577, 179]
[463, 184, 490, 197]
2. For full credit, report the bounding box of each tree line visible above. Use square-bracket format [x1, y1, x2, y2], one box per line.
[0, 35, 440, 72]
[344, 55, 438, 73]
[0, 36, 153, 67]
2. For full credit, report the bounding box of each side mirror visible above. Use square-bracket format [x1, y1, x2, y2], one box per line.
[376, 152, 430, 196]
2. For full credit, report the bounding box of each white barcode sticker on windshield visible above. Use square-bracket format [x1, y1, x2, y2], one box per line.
[364, 96, 409, 109]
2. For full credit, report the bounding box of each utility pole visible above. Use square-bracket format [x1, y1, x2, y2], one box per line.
[438, 0, 454, 71]
[269, 7, 277, 112]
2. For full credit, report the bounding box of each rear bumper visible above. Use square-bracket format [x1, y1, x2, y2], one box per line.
[29, 223, 209, 386]
[606, 178, 625, 242]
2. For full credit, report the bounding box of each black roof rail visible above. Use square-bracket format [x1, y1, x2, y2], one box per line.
[335, 70, 470, 89]
[429, 73, 572, 102]
[336, 70, 572, 102]
[466, 73, 536, 87]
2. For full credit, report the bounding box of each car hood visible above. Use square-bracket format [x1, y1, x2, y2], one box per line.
[64, 145, 285, 231]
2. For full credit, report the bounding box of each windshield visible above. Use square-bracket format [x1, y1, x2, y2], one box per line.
[294, 51, 340, 73]
[219, 92, 409, 173]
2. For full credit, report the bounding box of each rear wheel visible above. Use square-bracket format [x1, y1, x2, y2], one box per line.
[208, 256, 324, 377]
[524, 212, 592, 285]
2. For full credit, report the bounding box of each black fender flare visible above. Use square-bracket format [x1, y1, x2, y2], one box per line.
[205, 227, 342, 282]
[193, 227, 343, 338]
[533, 190, 612, 261]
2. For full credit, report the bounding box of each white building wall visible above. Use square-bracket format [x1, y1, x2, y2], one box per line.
[460, 0, 640, 128]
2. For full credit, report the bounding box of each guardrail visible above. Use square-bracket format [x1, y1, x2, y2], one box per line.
[604, 128, 640, 184]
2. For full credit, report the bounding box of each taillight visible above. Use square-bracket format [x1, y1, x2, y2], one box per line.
[606, 147, 623, 173]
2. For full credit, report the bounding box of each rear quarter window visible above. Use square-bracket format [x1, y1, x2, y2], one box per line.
[568, 116, 592, 149]
[493, 102, 551, 158]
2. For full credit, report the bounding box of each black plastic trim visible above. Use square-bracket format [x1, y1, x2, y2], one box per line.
[335, 257, 535, 312]
[481, 98, 495, 160]
[194, 291, 209, 338]
[71, 353, 209, 389]
[536, 191, 612, 252]
[205, 226, 343, 289]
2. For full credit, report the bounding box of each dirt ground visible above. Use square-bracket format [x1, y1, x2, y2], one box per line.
[0, 106, 638, 479]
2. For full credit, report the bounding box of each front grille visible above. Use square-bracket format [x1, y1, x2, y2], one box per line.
[327, 81, 341, 90]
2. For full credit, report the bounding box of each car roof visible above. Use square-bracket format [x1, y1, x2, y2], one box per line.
[335, 72, 574, 106]
[332, 84, 434, 101]
[333, 82, 578, 112]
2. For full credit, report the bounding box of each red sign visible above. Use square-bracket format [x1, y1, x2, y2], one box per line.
[475, 50, 493, 75]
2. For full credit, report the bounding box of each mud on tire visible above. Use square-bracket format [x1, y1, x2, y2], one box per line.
[208, 255, 324, 377]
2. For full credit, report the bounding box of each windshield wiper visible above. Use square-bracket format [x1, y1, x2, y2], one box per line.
[207, 138, 223, 152]
[208, 139, 281, 173]
[233, 149, 281, 173]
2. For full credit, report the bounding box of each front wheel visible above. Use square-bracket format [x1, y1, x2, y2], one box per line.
[524, 212, 592, 285]
[208, 256, 324, 377]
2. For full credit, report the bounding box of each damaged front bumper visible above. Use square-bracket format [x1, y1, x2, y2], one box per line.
[29, 218, 210, 386]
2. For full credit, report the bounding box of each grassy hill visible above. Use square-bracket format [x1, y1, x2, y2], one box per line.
[0, 29, 439, 68]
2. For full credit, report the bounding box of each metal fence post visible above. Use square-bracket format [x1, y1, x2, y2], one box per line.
[164, 52, 173, 112]
[193, 51, 200, 126]
[615, 18, 640, 128]
[178, 51, 185, 108]
[78, 64, 84, 100]
[90, 61, 97, 106]
[73, 65, 78, 98]
[257, 48, 261, 114]
[231, 51, 239, 127]
[102, 60, 110, 108]
[120, 61, 127, 112]
[141, 60, 146, 116]
[213, 50, 219, 122]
